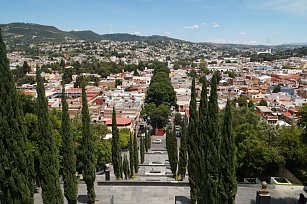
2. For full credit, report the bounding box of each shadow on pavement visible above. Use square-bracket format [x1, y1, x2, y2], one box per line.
[250, 197, 297, 204]
[78, 195, 88, 203]
[271, 197, 297, 204]
[175, 196, 190, 204]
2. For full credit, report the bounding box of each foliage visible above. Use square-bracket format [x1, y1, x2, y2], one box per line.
[237, 95, 248, 108]
[140, 136, 145, 164]
[145, 130, 149, 152]
[258, 99, 268, 106]
[272, 85, 281, 93]
[17, 75, 35, 86]
[133, 132, 139, 174]
[119, 128, 131, 150]
[0, 28, 34, 204]
[62, 68, 73, 84]
[81, 82, 96, 203]
[187, 77, 199, 203]
[115, 79, 122, 87]
[111, 108, 122, 179]
[61, 84, 77, 204]
[220, 100, 237, 204]
[146, 64, 176, 106]
[174, 113, 183, 126]
[177, 128, 188, 179]
[205, 72, 220, 203]
[123, 154, 130, 180]
[129, 133, 134, 177]
[96, 139, 112, 170]
[36, 69, 63, 203]
[297, 104, 307, 130]
[142, 103, 171, 129]
[166, 129, 178, 177]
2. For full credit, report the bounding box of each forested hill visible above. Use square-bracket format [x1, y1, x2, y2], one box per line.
[0, 22, 184, 45]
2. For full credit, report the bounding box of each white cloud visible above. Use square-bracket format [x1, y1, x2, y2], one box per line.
[247, 0, 307, 12]
[239, 31, 246, 35]
[184, 24, 200, 29]
[164, 32, 171, 36]
[212, 22, 219, 28]
[131, 31, 141, 35]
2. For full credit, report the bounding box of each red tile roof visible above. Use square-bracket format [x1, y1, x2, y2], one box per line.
[105, 117, 132, 125]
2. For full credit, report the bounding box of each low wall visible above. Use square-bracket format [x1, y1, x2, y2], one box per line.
[97, 181, 189, 187]
[277, 166, 302, 184]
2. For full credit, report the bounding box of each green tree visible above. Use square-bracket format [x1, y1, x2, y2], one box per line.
[177, 128, 188, 180]
[145, 130, 149, 152]
[237, 95, 248, 108]
[170, 130, 178, 177]
[21, 61, 31, 76]
[220, 100, 237, 204]
[140, 136, 145, 164]
[0, 27, 34, 204]
[81, 82, 96, 203]
[17, 75, 36, 86]
[272, 85, 281, 93]
[298, 104, 307, 130]
[148, 103, 171, 129]
[174, 113, 183, 126]
[123, 155, 130, 180]
[146, 82, 176, 106]
[61, 84, 78, 204]
[111, 108, 122, 179]
[199, 60, 209, 75]
[36, 69, 63, 204]
[96, 139, 112, 171]
[115, 79, 122, 87]
[129, 133, 134, 177]
[198, 76, 209, 204]
[206, 72, 220, 203]
[258, 98, 268, 106]
[147, 129, 151, 150]
[62, 68, 73, 84]
[248, 100, 254, 108]
[187, 77, 199, 203]
[133, 132, 139, 174]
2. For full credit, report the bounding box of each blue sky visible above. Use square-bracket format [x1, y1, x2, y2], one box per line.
[1, 0, 307, 45]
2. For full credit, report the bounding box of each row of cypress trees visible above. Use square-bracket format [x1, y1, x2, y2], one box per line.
[188, 73, 237, 204]
[0, 27, 97, 203]
[112, 108, 142, 179]
[0, 27, 35, 204]
[166, 128, 178, 177]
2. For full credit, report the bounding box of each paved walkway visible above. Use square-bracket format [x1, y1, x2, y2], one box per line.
[33, 135, 306, 203]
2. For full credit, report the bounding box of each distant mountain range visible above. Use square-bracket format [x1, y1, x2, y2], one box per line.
[0, 22, 185, 46]
[0, 22, 307, 49]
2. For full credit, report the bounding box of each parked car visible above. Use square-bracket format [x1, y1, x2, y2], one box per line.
[153, 139, 162, 144]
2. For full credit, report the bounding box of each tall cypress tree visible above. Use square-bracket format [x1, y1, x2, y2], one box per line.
[81, 82, 96, 203]
[168, 130, 178, 177]
[123, 155, 130, 180]
[206, 72, 220, 203]
[145, 130, 149, 152]
[220, 100, 237, 204]
[0, 27, 34, 204]
[177, 128, 188, 179]
[36, 69, 63, 203]
[147, 129, 151, 150]
[187, 77, 199, 203]
[140, 136, 145, 164]
[198, 76, 209, 204]
[133, 131, 139, 174]
[111, 107, 122, 179]
[61, 83, 78, 204]
[129, 133, 134, 177]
